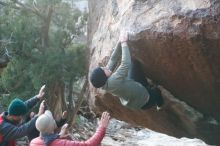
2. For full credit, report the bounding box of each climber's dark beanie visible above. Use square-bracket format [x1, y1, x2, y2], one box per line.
[90, 67, 108, 88]
[8, 98, 28, 116]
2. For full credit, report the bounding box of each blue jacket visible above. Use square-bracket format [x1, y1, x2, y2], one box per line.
[0, 96, 39, 146]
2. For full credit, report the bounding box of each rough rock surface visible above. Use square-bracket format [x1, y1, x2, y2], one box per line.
[70, 115, 210, 146]
[102, 119, 209, 146]
[87, 0, 220, 145]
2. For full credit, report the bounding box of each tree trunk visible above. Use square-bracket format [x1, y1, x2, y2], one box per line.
[67, 77, 74, 124]
[47, 81, 67, 120]
[0, 55, 9, 68]
[41, 6, 53, 49]
[71, 78, 88, 126]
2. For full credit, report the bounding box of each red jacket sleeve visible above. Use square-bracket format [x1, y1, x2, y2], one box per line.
[55, 126, 106, 146]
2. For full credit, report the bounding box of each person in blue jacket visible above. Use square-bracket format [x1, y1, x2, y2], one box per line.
[0, 85, 46, 146]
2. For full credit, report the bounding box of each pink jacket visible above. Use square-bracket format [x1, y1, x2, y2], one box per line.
[30, 126, 106, 146]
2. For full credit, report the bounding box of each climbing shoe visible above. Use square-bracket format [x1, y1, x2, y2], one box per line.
[151, 86, 164, 108]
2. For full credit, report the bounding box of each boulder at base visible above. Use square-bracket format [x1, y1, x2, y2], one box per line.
[87, 0, 220, 145]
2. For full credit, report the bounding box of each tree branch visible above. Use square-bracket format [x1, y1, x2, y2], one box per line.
[70, 78, 88, 126]
[0, 0, 44, 18]
[14, 1, 44, 19]
[0, 1, 19, 9]
[0, 1, 6, 6]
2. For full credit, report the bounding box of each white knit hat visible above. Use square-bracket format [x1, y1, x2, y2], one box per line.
[35, 110, 57, 134]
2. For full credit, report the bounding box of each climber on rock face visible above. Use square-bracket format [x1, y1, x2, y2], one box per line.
[90, 31, 164, 110]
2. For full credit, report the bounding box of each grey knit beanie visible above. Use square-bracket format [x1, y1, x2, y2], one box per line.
[35, 110, 57, 134]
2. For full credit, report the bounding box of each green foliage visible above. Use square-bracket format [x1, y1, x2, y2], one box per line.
[0, 0, 87, 107]
[29, 43, 86, 87]
[75, 114, 82, 125]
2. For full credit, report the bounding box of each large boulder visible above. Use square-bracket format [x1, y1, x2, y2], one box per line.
[87, 0, 220, 144]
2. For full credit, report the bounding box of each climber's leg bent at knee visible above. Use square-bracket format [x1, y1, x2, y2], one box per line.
[128, 59, 164, 109]
[141, 85, 163, 110]
[128, 59, 150, 88]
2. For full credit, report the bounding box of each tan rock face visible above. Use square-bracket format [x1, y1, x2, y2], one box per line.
[88, 0, 220, 144]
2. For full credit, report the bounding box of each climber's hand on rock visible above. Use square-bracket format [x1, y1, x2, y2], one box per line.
[120, 31, 128, 43]
[120, 31, 128, 47]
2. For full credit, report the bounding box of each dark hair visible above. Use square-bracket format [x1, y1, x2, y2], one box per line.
[90, 67, 108, 88]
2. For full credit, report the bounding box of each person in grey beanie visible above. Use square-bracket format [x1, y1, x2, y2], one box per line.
[30, 110, 110, 146]
[90, 31, 163, 110]
[26, 110, 68, 141]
